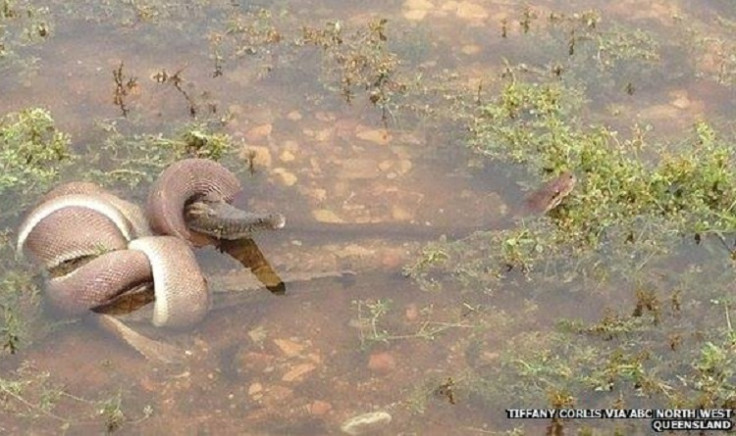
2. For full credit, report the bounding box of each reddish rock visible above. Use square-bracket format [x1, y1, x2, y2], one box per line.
[273, 338, 305, 357]
[309, 400, 333, 416]
[245, 123, 272, 142]
[281, 363, 317, 382]
[367, 352, 396, 373]
[237, 351, 276, 373]
[381, 249, 406, 269]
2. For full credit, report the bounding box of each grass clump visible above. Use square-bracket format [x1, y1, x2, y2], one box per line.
[86, 121, 235, 188]
[0, 108, 71, 354]
[406, 9, 736, 422]
[301, 18, 405, 116]
[502, 8, 665, 98]
[409, 74, 736, 413]
[351, 298, 472, 349]
[460, 283, 736, 417]
[407, 77, 736, 282]
[0, 108, 73, 221]
[0, 266, 42, 354]
[0, 1, 52, 83]
[0, 361, 152, 433]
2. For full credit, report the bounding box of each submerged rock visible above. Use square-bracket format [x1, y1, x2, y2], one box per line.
[340, 411, 392, 435]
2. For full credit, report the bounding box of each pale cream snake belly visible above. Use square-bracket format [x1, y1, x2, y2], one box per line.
[16, 158, 285, 332]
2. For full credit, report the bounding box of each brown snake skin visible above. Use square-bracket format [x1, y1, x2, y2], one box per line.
[17, 158, 279, 331]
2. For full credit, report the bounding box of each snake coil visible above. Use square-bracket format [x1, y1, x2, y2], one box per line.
[17, 158, 280, 329]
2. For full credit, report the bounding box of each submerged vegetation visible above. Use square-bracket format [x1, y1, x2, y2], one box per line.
[462, 79, 736, 264]
[0, 108, 70, 355]
[3, 1, 736, 434]
[0, 0, 51, 79]
[0, 108, 72, 220]
[86, 120, 234, 188]
[0, 361, 153, 433]
[402, 7, 736, 427]
[301, 18, 404, 117]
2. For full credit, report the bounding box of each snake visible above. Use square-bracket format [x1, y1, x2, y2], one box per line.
[16, 158, 285, 336]
[523, 171, 576, 215]
[17, 164, 573, 316]
[16, 161, 574, 362]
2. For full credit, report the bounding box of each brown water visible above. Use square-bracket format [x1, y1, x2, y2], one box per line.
[2, 1, 736, 435]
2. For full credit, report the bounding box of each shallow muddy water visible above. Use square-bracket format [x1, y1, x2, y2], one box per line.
[2, 1, 736, 435]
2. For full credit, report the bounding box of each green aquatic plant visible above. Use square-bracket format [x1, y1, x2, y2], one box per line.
[0, 109, 71, 353]
[0, 1, 51, 59]
[301, 18, 405, 118]
[98, 390, 125, 433]
[352, 298, 471, 349]
[353, 298, 393, 347]
[178, 127, 231, 161]
[0, 108, 73, 221]
[0, 250, 44, 355]
[406, 9, 736, 424]
[407, 76, 736, 285]
[0, 362, 81, 427]
[223, 7, 281, 57]
[446, 220, 736, 427]
[86, 120, 235, 188]
[464, 311, 691, 411]
[0, 361, 151, 433]
[503, 8, 665, 97]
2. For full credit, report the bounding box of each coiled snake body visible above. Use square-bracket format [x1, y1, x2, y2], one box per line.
[16, 158, 284, 360]
[16, 161, 574, 362]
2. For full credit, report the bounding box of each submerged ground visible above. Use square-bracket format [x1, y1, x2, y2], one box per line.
[2, 0, 736, 434]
